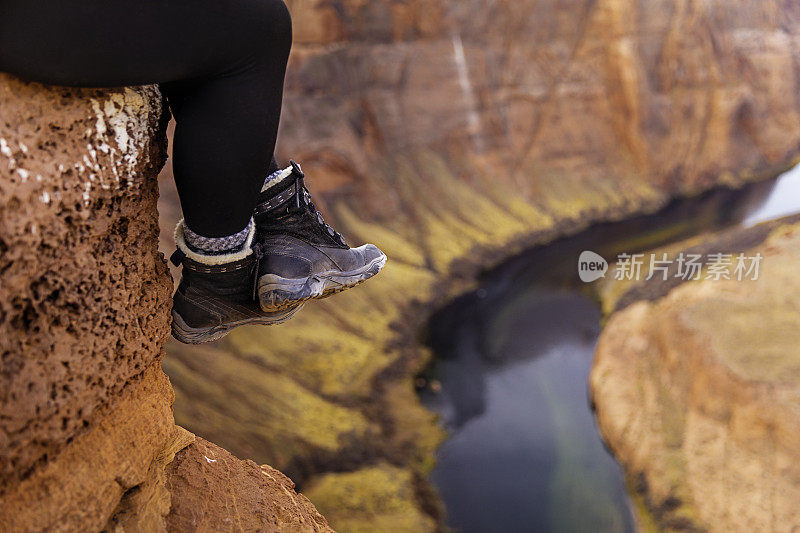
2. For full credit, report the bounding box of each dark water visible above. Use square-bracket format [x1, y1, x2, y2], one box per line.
[420, 165, 800, 533]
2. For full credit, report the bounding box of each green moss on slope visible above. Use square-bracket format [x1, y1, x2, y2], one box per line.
[164, 149, 795, 532]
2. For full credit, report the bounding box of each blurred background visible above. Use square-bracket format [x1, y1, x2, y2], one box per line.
[157, 1, 800, 531]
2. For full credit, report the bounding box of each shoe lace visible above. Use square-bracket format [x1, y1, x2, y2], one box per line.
[251, 242, 265, 300]
[290, 161, 346, 246]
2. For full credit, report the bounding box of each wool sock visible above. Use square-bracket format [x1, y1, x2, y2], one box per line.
[183, 218, 254, 255]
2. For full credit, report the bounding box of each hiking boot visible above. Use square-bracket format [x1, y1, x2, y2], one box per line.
[253, 161, 387, 312]
[170, 220, 303, 344]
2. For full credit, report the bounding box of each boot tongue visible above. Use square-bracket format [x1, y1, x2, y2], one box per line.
[257, 161, 310, 213]
[253, 161, 346, 247]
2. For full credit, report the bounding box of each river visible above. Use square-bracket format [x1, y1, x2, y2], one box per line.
[419, 164, 800, 532]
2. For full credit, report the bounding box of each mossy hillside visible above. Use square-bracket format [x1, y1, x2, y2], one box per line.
[165, 149, 670, 447]
[164, 343, 378, 468]
[303, 463, 438, 533]
[163, 149, 797, 532]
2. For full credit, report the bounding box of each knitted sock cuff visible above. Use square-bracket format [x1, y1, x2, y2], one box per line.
[183, 218, 254, 255]
[175, 219, 255, 265]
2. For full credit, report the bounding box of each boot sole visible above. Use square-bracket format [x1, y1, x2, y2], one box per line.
[257, 252, 387, 313]
[171, 303, 304, 345]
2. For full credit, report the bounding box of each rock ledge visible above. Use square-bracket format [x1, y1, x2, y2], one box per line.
[0, 74, 331, 532]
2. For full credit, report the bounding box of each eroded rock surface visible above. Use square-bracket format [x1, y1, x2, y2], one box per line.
[0, 76, 171, 487]
[1, 74, 329, 532]
[0, 75, 175, 532]
[166, 437, 332, 532]
[591, 220, 800, 531]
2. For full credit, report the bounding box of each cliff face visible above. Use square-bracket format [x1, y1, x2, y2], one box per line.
[283, 0, 800, 226]
[159, 1, 800, 530]
[591, 217, 800, 531]
[0, 76, 174, 531]
[0, 74, 331, 532]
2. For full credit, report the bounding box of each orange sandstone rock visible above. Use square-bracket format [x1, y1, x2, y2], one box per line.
[591, 221, 800, 531]
[166, 437, 332, 532]
[0, 73, 330, 532]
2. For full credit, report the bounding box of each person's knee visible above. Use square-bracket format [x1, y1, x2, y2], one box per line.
[246, 0, 293, 59]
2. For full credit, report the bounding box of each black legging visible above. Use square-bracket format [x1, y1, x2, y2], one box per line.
[0, 0, 292, 238]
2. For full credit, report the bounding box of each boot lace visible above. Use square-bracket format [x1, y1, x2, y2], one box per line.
[290, 161, 346, 246]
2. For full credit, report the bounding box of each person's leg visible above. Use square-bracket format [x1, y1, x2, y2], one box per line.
[0, 0, 291, 239]
[0, 0, 302, 343]
[0, 0, 387, 342]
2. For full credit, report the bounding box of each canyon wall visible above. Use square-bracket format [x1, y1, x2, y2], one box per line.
[591, 215, 800, 531]
[159, 0, 800, 530]
[0, 74, 330, 532]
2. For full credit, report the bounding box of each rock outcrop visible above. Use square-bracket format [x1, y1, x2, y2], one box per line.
[0, 74, 330, 532]
[158, 0, 800, 530]
[166, 437, 331, 532]
[591, 217, 800, 531]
